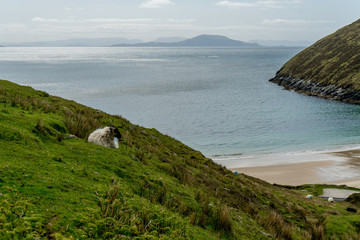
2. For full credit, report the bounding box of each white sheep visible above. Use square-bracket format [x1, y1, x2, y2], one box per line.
[306, 194, 313, 199]
[328, 197, 334, 203]
[88, 126, 122, 148]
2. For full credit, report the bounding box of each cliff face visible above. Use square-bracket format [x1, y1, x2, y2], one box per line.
[270, 18, 360, 103]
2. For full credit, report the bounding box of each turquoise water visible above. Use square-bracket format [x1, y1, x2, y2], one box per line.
[1, 47, 360, 164]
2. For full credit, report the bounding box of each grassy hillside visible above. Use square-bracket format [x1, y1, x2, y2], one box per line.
[273, 18, 360, 91]
[1, 79, 360, 239]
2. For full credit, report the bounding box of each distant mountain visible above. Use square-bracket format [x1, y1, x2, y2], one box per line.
[2, 35, 259, 47]
[250, 40, 313, 47]
[177, 35, 259, 47]
[270, 18, 360, 104]
[153, 37, 187, 43]
[2, 38, 143, 47]
[112, 34, 260, 47]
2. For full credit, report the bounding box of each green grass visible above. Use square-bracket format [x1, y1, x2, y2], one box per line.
[1, 79, 360, 239]
[326, 215, 360, 237]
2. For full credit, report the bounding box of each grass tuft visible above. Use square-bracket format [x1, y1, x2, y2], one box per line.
[259, 211, 293, 240]
[215, 204, 232, 233]
[64, 110, 101, 139]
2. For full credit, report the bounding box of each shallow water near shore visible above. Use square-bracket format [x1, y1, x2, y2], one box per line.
[229, 147, 360, 186]
[2, 47, 360, 167]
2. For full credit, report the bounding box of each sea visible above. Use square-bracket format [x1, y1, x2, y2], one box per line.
[2, 47, 360, 168]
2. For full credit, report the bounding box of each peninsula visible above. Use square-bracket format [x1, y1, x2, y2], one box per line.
[270, 18, 360, 103]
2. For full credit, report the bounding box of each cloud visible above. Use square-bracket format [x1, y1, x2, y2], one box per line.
[262, 18, 336, 25]
[0, 23, 26, 30]
[216, 0, 301, 9]
[64, 6, 84, 11]
[140, 0, 174, 8]
[85, 18, 197, 33]
[30, 17, 194, 26]
[216, 1, 257, 7]
[262, 18, 310, 25]
[32, 17, 59, 22]
[84, 18, 153, 23]
[167, 18, 195, 23]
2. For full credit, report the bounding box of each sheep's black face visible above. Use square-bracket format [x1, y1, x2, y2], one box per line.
[111, 126, 122, 139]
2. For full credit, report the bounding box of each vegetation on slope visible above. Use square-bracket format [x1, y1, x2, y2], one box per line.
[1, 79, 360, 239]
[275, 18, 360, 90]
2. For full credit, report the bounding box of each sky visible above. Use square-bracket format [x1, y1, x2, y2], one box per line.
[1, 0, 360, 43]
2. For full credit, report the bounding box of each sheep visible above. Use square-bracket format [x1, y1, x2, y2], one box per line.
[88, 126, 122, 148]
[328, 197, 334, 203]
[306, 194, 313, 199]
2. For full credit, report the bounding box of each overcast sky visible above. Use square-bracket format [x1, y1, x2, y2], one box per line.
[1, 0, 359, 43]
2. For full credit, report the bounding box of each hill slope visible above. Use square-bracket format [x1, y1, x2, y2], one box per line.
[1, 80, 360, 239]
[270, 18, 360, 103]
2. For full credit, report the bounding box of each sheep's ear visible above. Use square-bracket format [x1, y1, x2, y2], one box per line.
[112, 126, 122, 139]
[110, 125, 117, 134]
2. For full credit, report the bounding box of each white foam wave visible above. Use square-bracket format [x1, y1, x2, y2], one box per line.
[212, 144, 360, 169]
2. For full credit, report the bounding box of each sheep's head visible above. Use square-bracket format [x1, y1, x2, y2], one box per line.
[110, 126, 122, 139]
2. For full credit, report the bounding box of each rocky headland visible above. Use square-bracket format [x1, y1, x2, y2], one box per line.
[270, 74, 360, 104]
[270, 18, 360, 103]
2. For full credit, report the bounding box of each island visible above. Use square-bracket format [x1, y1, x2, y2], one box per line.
[112, 34, 260, 47]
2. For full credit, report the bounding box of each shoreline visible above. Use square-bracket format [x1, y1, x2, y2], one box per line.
[224, 146, 360, 188]
[232, 160, 335, 186]
[213, 144, 360, 167]
[269, 74, 360, 104]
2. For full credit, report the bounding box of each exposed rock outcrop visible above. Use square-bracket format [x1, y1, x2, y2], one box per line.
[270, 75, 360, 104]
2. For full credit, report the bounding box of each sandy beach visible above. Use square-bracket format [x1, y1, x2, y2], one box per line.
[229, 147, 360, 188]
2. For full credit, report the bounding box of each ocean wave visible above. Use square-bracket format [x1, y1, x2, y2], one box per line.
[211, 145, 360, 169]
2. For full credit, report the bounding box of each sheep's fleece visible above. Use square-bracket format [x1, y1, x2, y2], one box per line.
[88, 126, 121, 148]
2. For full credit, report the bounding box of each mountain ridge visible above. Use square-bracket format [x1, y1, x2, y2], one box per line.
[250, 39, 313, 47]
[154, 36, 187, 43]
[112, 34, 260, 47]
[1, 35, 259, 47]
[1, 37, 143, 47]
